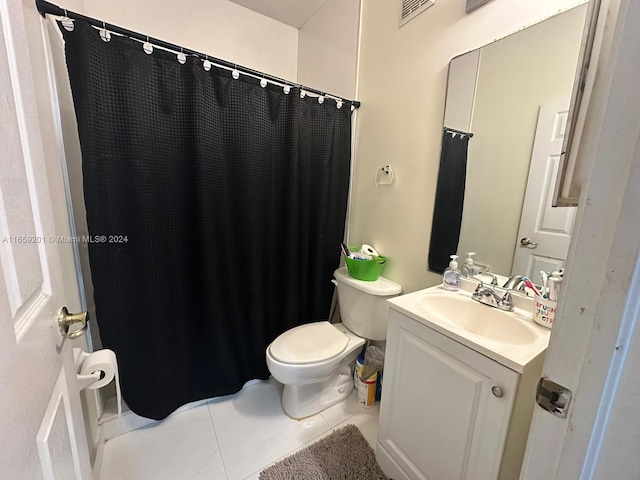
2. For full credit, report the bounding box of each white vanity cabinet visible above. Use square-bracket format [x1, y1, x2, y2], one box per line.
[376, 308, 544, 480]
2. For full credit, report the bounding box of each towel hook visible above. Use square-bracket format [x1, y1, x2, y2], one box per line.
[375, 165, 395, 187]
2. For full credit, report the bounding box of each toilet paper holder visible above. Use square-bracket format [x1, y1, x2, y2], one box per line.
[73, 348, 123, 418]
[74, 348, 102, 390]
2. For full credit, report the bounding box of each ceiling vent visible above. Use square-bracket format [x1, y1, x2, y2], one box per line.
[399, 0, 435, 27]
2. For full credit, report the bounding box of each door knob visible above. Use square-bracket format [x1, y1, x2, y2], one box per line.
[520, 237, 539, 248]
[58, 307, 88, 340]
[491, 386, 504, 398]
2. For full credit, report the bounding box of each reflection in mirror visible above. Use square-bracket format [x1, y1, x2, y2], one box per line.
[428, 4, 588, 279]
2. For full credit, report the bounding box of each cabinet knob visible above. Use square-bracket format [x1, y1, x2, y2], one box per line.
[491, 386, 504, 398]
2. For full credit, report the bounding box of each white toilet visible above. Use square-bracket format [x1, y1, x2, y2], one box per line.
[266, 267, 401, 419]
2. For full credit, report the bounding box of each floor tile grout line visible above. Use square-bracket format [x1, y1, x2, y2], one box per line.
[250, 427, 332, 476]
[206, 401, 229, 480]
[320, 407, 357, 427]
[249, 411, 379, 479]
[250, 421, 335, 478]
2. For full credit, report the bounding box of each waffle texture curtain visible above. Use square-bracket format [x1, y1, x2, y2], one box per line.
[428, 131, 471, 273]
[61, 20, 352, 420]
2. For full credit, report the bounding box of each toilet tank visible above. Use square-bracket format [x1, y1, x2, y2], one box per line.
[333, 267, 402, 341]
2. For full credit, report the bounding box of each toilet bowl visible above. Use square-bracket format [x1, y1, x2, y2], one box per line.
[266, 267, 402, 419]
[266, 322, 365, 419]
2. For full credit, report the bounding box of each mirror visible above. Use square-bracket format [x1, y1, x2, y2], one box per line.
[429, 4, 588, 279]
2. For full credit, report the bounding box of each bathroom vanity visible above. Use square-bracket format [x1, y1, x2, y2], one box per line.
[376, 282, 550, 480]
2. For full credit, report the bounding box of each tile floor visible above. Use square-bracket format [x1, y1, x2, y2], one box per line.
[98, 378, 380, 480]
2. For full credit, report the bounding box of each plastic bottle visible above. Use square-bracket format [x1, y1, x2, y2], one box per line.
[548, 271, 562, 301]
[442, 255, 462, 291]
[461, 252, 477, 277]
[354, 354, 377, 408]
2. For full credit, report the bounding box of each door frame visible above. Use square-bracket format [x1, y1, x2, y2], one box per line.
[521, 0, 640, 477]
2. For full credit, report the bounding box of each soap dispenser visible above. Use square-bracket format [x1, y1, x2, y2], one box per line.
[461, 252, 477, 277]
[442, 255, 462, 291]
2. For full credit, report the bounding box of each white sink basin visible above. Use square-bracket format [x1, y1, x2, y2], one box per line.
[388, 285, 551, 373]
[416, 292, 537, 345]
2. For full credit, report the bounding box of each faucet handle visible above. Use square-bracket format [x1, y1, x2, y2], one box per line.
[484, 272, 499, 286]
[500, 291, 515, 311]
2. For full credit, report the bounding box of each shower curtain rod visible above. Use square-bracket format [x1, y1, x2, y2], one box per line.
[444, 127, 474, 138]
[35, 0, 361, 109]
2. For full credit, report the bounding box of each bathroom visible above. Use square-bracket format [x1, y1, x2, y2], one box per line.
[1, 0, 639, 478]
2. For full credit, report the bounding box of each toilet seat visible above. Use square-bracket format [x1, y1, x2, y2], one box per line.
[269, 322, 349, 364]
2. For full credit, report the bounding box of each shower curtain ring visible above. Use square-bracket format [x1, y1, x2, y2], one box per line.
[100, 21, 111, 42]
[143, 36, 153, 54]
[177, 46, 186, 64]
[203, 54, 212, 71]
[60, 9, 75, 31]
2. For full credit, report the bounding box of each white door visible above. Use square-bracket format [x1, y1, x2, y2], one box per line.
[521, 0, 640, 477]
[512, 97, 577, 279]
[0, 1, 92, 479]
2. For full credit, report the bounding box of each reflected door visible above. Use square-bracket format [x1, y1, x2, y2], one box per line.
[512, 97, 577, 278]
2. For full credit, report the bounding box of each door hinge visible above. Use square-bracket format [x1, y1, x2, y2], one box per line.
[536, 377, 572, 418]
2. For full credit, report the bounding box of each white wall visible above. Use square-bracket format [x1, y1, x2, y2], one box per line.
[56, 0, 299, 80]
[349, 0, 588, 293]
[297, 0, 360, 99]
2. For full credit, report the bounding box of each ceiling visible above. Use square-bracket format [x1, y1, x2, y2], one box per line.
[227, 0, 328, 29]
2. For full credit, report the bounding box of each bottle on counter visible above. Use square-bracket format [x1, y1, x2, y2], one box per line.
[461, 252, 477, 277]
[443, 255, 462, 291]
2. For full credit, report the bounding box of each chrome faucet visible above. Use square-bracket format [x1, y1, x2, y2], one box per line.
[472, 283, 515, 312]
[502, 275, 527, 291]
[480, 272, 499, 286]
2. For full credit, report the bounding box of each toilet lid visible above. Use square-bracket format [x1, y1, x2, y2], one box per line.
[270, 322, 349, 364]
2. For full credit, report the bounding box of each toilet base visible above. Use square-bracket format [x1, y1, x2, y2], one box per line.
[281, 355, 356, 419]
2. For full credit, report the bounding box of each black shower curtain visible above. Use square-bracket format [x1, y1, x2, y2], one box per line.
[61, 20, 352, 420]
[428, 130, 471, 273]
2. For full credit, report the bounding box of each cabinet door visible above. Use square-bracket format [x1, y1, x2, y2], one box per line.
[377, 310, 518, 480]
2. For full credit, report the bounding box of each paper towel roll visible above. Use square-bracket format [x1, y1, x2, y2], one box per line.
[79, 349, 122, 417]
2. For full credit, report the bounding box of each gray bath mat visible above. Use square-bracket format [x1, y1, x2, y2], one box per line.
[259, 424, 388, 479]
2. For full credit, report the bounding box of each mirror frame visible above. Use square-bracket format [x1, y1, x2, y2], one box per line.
[429, 3, 592, 276]
[553, 0, 602, 206]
